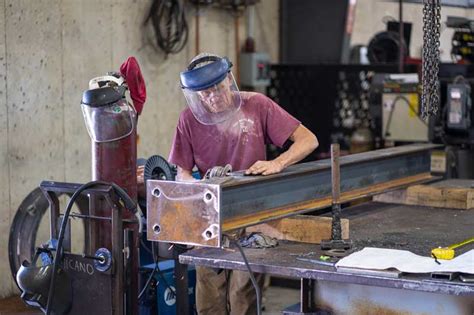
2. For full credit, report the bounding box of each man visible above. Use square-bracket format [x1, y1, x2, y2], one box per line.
[169, 53, 318, 314]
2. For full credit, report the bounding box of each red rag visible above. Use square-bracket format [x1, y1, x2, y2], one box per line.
[120, 56, 146, 115]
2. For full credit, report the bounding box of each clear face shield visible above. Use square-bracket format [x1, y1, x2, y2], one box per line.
[81, 81, 137, 143]
[180, 56, 241, 125]
[183, 72, 241, 125]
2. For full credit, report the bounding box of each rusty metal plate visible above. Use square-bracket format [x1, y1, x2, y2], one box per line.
[146, 180, 221, 247]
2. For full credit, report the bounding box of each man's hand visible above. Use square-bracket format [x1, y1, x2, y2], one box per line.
[245, 125, 318, 176]
[245, 160, 284, 176]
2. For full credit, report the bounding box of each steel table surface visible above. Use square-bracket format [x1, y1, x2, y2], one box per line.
[179, 202, 474, 296]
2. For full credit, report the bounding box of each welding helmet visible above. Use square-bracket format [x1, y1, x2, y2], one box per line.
[81, 74, 137, 142]
[180, 54, 241, 125]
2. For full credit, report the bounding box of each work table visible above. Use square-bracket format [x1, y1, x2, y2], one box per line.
[180, 202, 474, 297]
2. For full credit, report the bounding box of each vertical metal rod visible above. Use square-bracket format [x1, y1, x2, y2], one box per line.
[89, 196, 101, 253]
[174, 249, 189, 315]
[110, 197, 124, 315]
[331, 144, 342, 241]
[46, 192, 60, 239]
[124, 229, 133, 315]
[300, 278, 315, 312]
[60, 215, 72, 253]
[398, 0, 405, 73]
[331, 144, 341, 203]
[86, 197, 93, 255]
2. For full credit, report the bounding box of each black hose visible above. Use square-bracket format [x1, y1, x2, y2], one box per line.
[152, 243, 176, 296]
[145, 0, 188, 56]
[138, 240, 177, 301]
[232, 240, 261, 315]
[138, 264, 158, 300]
[138, 239, 158, 300]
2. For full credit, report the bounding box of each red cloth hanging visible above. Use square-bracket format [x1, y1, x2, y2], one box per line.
[120, 56, 146, 115]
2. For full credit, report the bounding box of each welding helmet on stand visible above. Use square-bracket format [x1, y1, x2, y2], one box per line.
[180, 54, 242, 125]
[81, 74, 137, 142]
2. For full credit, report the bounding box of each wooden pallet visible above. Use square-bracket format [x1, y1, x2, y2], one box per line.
[374, 179, 474, 210]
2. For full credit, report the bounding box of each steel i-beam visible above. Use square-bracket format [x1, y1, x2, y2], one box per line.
[147, 144, 439, 247]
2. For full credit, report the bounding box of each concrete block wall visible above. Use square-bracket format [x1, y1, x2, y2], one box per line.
[0, 0, 10, 299]
[0, 0, 278, 297]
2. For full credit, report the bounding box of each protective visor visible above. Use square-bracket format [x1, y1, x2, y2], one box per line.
[180, 58, 241, 125]
[81, 87, 137, 142]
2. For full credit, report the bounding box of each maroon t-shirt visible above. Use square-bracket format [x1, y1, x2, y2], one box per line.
[169, 92, 301, 176]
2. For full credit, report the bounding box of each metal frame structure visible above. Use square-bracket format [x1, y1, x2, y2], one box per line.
[147, 144, 439, 247]
[40, 181, 130, 315]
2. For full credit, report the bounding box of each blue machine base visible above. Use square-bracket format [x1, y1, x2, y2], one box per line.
[139, 260, 196, 315]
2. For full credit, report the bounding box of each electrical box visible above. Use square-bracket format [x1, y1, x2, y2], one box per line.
[239, 52, 271, 87]
[447, 83, 471, 131]
[381, 74, 428, 142]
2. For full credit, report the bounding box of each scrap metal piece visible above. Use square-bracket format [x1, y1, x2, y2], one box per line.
[147, 144, 439, 247]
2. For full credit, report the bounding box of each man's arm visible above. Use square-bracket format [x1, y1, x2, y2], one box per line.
[176, 167, 197, 181]
[246, 124, 318, 175]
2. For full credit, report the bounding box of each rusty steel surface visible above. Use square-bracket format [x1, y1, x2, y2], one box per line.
[147, 144, 439, 247]
[344, 202, 474, 257]
[179, 202, 474, 296]
[147, 180, 221, 247]
[331, 143, 341, 203]
[329, 143, 343, 242]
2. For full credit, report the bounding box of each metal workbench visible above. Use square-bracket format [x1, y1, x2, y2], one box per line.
[180, 202, 474, 314]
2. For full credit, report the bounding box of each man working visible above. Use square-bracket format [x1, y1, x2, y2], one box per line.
[169, 53, 318, 314]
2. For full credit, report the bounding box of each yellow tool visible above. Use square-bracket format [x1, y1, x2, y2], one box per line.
[431, 237, 474, 260]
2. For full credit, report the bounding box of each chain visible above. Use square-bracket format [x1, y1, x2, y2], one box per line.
[421, 0, 441, 119]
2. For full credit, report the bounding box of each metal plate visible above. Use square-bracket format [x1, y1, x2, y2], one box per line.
[146, 180, 221, 247]
[63, 253, 113, 314]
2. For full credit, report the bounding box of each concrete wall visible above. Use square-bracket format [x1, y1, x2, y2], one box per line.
[351, 0, 472, 62]
[0, 0, 10, 298]
[0, 0, 279, 297]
